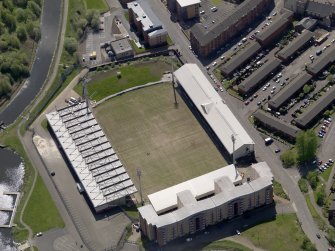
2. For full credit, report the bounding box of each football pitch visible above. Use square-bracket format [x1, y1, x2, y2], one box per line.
[94, 84, 227, 198]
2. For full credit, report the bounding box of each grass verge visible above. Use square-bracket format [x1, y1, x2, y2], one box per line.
[23, 175, 64, 234]
[201, 240, 252, 251]
[84, 0, 108, 12]
[305, 195, 327, 230]
[74, 61, 171, 101]
[273, 180, 290, 200]
[321, 164, 334, 181]
[244, 214, 309, 251]
[129, 40, 147, 54]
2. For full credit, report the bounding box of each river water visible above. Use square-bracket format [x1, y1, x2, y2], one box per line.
[0, 148, 24, 250]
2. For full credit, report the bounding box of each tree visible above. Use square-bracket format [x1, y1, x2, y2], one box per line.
[16, 25, 27, 42]
[295, 130, 318, 164]
[26, 22, 40, 41]
[301, 237, 317, 251]
[64, 37, 78, 55]
[303, 84, 312, 94]
[329, 64, 335, 74]
[327, 74, 334, 83]
[306, 171, 319, 190]
[316, 185, 326, 206]
[0, 74, 11, 98]
[13, 0, 28, 8]
[27, 1, 41, 18]
[86, 10, 100, 31]
[15, 8, 28, 23]
[1, 10, 17, 32]
[280, 150, 296, 168]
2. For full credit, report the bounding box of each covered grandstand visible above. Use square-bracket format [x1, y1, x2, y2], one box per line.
[174, 64, 255, 160]
[46, 102, 137, 213]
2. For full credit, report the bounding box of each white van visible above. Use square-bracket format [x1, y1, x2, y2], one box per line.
[264, 137, 273, 145]
[77, 183, 84, 194]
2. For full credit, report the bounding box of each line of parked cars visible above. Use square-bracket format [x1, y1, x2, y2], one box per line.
[318, 158, 334, 172]
[319, 118, 332, 138]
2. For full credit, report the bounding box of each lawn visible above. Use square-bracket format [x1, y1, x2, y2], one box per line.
[243, 214, 307, 251]
[211, 0, 222, 5]
[305, 195, 327, 230]
[94, 84, 227, 197]
[201, 240, 252, 251]
[84, 0, 108, 12]
[23, 175, 64, 234]
[74, 61, 171, 101]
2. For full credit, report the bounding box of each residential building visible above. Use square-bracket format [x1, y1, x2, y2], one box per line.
[276, 30, 314, 62]
[295, 86, 335, 128]
[306, 45, 335, 75]
[168, 0, 200, 21]
[138, 162, 274, 246]
[220, 41, 262, 77]
[253, 111, 301, 142]
[174, 64, 255, 160]
[190, 0, 273, 58]
[128, 0, 168, 47]
[238, 58, 282, 96]
[111, 38, 134, 59]
[268, 72, 312, 110]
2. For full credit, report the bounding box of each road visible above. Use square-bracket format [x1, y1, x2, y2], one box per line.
[145, 0, 329, 250]
[0, 0, 62, 125]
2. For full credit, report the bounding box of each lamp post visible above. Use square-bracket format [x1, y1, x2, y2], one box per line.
[137, 169, 144, 206]
[171, 59, 178, 106]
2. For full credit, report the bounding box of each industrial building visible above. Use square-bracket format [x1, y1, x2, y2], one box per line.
[253, 111, 301, 142]
[255, 10, 293, 46]
[238, 58, 282, 96]
[46, 102, 137, 213]
[127, 0, 168, 47]
[220, 41, 262, 77]
[295, 86, 335, 129]
[306, 45, 335, 75]
[284, 0, 335, 28]
[276, 30, 314, 62]
[174, 64, 255, 160]
[268, 72, 312, 110]
[138, 162, 274, 246]
[110, 38, 134, 59]
[167, 0, 200, 21]
[190, 0, 273, 58]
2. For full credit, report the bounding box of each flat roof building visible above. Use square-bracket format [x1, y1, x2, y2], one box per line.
[255, 10, 293, 46]
[238, 58, 282, 95]
[295, 17, 318, 32]
[175, 0, 200, 20]
[306, 45, 335, 75]
[277, 30, 314, 61]
[268, 72, 312, 110]
[128, 0, 168, 47]
[46, 102, 137, 213]
[254, 110, 301, 142]
[174, 64, 255, 160]
[139, 162, 274, 246]
[220, 41, 262, 77]
[190, 0, 273, 58]
[110, 38, 134, 59]
[295, 86, 335, 128]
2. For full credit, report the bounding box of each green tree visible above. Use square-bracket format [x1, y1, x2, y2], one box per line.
[295, 130, 318, 164]
[15, 8, 28, 23]
[26, 22, 40, 41]
[0, 74, 11, 98]
[64, 37, 78, 55]
[316, 185, 326, 206]
[27, 1, 41, 18]
[280, 150, 296, 168]
[13, 0, 28, 8]
[306, 171, 319, 190]
[327, 74, 334, 83]
[1, 10, 17, 32]
[86, 10, 100, 31]
[301, 237, 317, 251]
[16, 25, 27, 42]
[303, 84, 312, 94]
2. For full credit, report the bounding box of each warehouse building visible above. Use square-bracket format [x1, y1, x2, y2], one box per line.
[128, 0, 168, 47]
[268, 72, 312, 110]
[255, 10, 293, 46]
[306, 45, 335, 75]
[295, 86, 335, 129]
[46, 102, 137, 213]
[220, 41, 262, 77]
[190, 0, 273, 58]
[138, 162, 274, 246]
[238, 58, 282, 96]
[111, 38, 134, 59]
[253, 111, 301, 142]
[276, 30, 314, 62]
[174, 64, 255, 160]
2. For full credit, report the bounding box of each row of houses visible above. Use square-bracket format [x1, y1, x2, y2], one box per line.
[190, 0, 274, 58]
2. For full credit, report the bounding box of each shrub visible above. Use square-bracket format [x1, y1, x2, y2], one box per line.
[64, 37, 78, 55]
[298, 178, 308, 193]
[306, 171, 319, 190]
